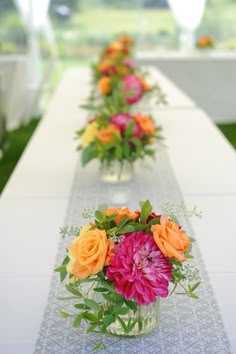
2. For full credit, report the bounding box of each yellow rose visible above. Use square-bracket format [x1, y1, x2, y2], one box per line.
[81, 121, 98, 148]
[66, 228, 114, 279]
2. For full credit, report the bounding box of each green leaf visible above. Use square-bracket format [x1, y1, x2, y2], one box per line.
[103, 141, 116, 150]
[93, 341, 106, 351]
[140, 200, 152, 223]
[125, 300, 137, 311]
[191, 281, 201, 292]
[83, 312, 98, 322]
[132, 223, 146, 231]
[84, 298, 100, 312]
[117, 307, 130, 315]
[87, 323, 98, 333]
[60, 310, 70, 318]
[80, 104, 96, 110]
[115, 145, 122, 159]
[117, 224, 135, 234]
[100, 281, 115, 292]
[57, 296, 80, 301]
[129, 137, 142, 147]
[54, 265, 67, 273]
[117, 216, 129, 229]
[65, 284, 82, 297]
[102, 293, 115, 302]
[103, 314, 115, 326]
[74, 303, 89, 310]
[93, 287, 109, 293]
[105, 214, 118, 222]
[124, 121, 135, 137]
[73, 313, 83, 327]
[95, 210, 104, 222]
[82, 144, 99, 166]
[148, 217, 160, 226]
[59, 255, 70, 282]
[117, 315, 128, 332]
[127, 319, 138, 332]
[123, 140, 130, 158]
[113, 302, 123, 313]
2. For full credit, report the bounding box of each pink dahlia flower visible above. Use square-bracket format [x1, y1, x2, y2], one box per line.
[121, 74, 143, 104]
[110, 113, 141, 138]
[106, 231, 172, 306]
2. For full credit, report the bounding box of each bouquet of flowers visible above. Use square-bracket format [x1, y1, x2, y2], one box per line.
[196, 35, 215, 49]
[76, 109, 162, 168]
[56, 200, 200, 341]
[90, 35, 166, 106]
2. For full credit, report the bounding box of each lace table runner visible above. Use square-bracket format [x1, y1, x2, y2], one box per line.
[34, 149, 232, 354]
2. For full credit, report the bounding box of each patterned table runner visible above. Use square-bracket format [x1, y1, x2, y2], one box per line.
[34, 150, 232, 354]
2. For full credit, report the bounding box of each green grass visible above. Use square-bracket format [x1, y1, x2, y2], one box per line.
[0, 119, 40, 194]
[217, 123, 236, 149]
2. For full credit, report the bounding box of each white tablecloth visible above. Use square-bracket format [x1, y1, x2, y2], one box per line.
[0, 67, 236, 353]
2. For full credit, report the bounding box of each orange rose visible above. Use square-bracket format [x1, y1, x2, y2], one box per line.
[117, 35, 134, 47]
[98, 59, 111, 73]
[67, 228, 114, 279]
[197, 36, 214, 48]
[151, 215, 191, 262]
[98, 76, 111, 95]
[137, 77, 149, 92]
[109, 40, 124, 52]
[134, 112, 155, 135]
[96, 124, 120, 143]
[105, 207, 139, 225]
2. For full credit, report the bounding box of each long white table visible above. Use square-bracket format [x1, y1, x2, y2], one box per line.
[0, 67, 236, 353]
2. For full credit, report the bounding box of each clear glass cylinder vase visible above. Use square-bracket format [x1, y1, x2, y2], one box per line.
[100, 160, 134, 183]
[106, 298, 160, 337]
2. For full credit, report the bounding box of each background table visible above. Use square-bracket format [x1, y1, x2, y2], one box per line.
[0, 67, 235, 353]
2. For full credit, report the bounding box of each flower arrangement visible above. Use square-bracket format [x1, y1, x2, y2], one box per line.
[76, 109, 162, 167]
[90, 35, 166, 106]
[196, 35, 215, 49]
[100, 35, 134, 60]
[76, 35, 166, 181]
[56, 200, 200, 342]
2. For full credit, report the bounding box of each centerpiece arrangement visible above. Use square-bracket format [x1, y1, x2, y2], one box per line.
[56, 200, 200, 346]
[91, 36, 166, 106]
[76, 35, 165, 182]
[76, 101, 163, 182]
[196, 35, 215, 49]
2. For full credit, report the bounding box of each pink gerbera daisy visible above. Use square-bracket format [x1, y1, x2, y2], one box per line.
[106, 231, 172, 306]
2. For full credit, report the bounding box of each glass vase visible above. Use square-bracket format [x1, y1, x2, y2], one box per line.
[106, 298, 160, 337]
[100, 160, 134, 183]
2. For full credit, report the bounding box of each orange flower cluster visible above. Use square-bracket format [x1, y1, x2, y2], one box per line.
[134, 112, 155, 135]
[102, 35, 134, 60]
[196, 36, 215, 48]
[96, 124, 121, 143]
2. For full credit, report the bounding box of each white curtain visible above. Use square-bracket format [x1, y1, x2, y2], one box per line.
[167, 0, 206, 52]
[14, 0, 51, 87]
